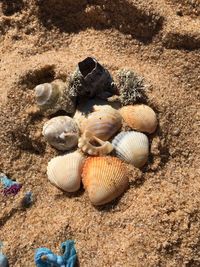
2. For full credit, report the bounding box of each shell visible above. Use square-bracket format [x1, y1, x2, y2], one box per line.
[112, 131, 149, 168]
[42, 116, 79, 151]
[34, 79, 76, 115]
[47, 151, 85, 192]
[82, 156, 129, 205]
[81, 105, 122, 141]
[120, 104, 157, 134]
[78, 131, 113, 156]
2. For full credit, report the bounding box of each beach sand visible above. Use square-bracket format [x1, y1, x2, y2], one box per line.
[0, 0, 200, 266]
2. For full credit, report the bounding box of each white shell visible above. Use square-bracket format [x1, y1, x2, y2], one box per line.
[81, 105, 122, 141]
[42, 116, 79, 151]
[78, 131, 113, 156]
[47, 151, 85, 192]
[34, 80, 75, 115]
[112, 131, 149, 168]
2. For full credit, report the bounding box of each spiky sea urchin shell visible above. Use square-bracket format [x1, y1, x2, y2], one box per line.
[117, 69, 147, 106]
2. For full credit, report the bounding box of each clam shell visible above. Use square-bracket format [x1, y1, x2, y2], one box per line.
[82, 156, 129, 205]
[120, 104, 157, 134]
[112, 131, 149, 168]
[42, 116, 79, 151]
[78, 131, 113, 156]
[34, 79, 75, 115]
[81, 105, 122, 141]
[47, 151, 85, 192]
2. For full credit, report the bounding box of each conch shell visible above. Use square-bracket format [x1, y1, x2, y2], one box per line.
[82, 156, 129, 205]
[78, 131, 113, 156]
[112, 131, 149, 168]
[47, 151, 85, 192]
[120, 104, 157, 134]
[42, 116, 79, 151]
[35, 79, 76, 115]
[80, 105, 122, 141]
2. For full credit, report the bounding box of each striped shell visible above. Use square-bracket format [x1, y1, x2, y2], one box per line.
[120, 104, 157, 134]
[42, 116, 79, 151]
[34, 79, 75, 115]
[112, 131, 149, 168]
[78, 131, 113, 156]
[82, 156, 129, 205]
[81, 105, 122, 141]
[47, 151, 85, 192]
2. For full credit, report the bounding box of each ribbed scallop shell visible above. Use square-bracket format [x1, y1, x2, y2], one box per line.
[47, 151, 85, 192]
[81, 105, 122, 141]
[112, 131, 149, 168]
[120, 104, 157, 134]
[82, 156, 129, 205]
[78, 131, 113, 156]
[34, 79, 75, 115]
[42, 116, 79, 151]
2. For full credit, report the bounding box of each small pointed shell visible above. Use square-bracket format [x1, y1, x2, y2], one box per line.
[47, 151, 85, 192]
[42, 116, 79, 151]
[120, 104, 157, 134]
[112, 131, 149, 168]
[34, 80, 75, 115]
[81, 105, 122, 141]
[82, 156, 129, 205]
[78, 131, 113, 156]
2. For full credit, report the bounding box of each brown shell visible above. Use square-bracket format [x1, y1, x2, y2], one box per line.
[82, 156, 129, 205]
[120, 104, 157, 134]
[81, 105, 122, 141]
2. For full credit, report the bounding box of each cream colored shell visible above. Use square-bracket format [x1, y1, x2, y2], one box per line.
[42, 116, 79, 151]
[112, 131, 149, 168]
[120, 104, 157, 134]
[81, 105, 122, 141]
[82, 156, 129, 205]
[47, 151, 85, 192]
[78, 131, 113, 156]
[34, 79, 75, 115]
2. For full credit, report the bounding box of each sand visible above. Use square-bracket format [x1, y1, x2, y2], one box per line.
[0, 0, 200, 266]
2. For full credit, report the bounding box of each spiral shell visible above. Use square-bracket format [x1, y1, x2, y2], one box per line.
[34, 79, 76, 115]
[82, 156, 129, 205]
[112, 131, 149, 168]
[47, 151, 85, 192]
[120, 104, 157, 134]
[81, 105, 122, 141]
[78, 131, 113, 156]
[42, 116, 79, 151]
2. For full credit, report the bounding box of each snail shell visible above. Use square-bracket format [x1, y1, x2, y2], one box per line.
[42, 116, 79, 151]
[82, 156, 129, 205]
[81, 105, 122, 141]
[112, 131, 149, 168]
[34, 79, 76, 115]
[120, 104, 157, 134]
[47, 151, 85, 192]
[78, 131, 113, 156]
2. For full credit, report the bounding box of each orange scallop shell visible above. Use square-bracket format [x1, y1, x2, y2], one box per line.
[120, 104, 157, 134]
[82, 156, 129, 205]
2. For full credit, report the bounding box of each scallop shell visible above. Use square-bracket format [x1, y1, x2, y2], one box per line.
[81, 105, 122, 141]
[47, 151, 85, 192]
[42, 116, 79, 151]
[120, 104, 157, 134]
[34, 79, 76, 115]
[82, 156, 129, 205]
[112, 131, 149, 168]
[78, 131, 113, 156]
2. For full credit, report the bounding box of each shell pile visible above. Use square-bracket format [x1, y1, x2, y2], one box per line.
[33, 60, 158, 205]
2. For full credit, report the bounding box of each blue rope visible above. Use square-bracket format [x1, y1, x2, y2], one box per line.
[34, 240, 77, 267]
[0, 173, 17, 188]
[0, 242, 9, 267]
